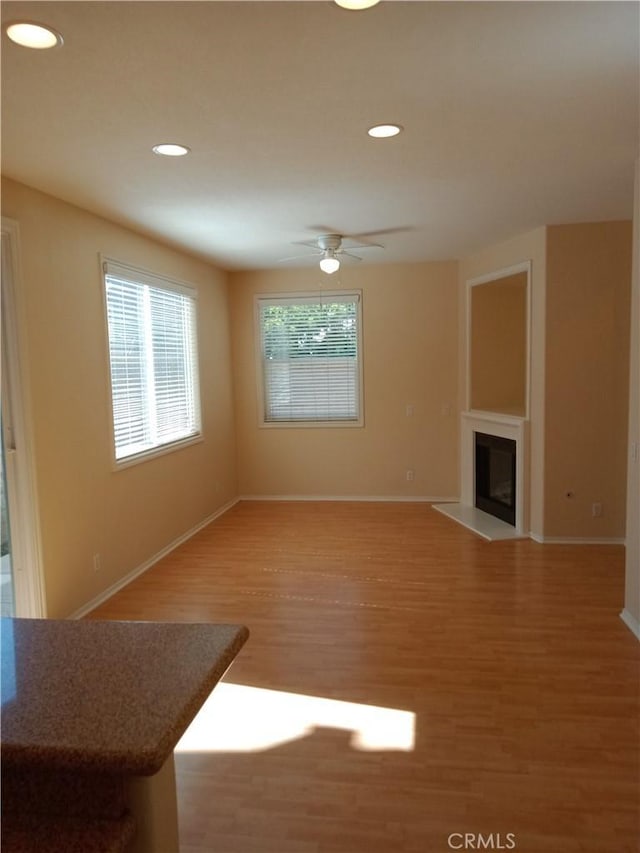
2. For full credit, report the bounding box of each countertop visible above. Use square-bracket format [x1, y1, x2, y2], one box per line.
[0, 617, 249, 775]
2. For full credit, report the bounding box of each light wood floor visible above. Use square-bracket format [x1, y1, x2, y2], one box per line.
[89, 501, 640, 853]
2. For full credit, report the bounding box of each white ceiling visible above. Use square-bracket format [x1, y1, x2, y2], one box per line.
[2, 1, 638, 270]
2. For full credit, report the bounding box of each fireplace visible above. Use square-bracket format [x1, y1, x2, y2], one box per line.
[433, 412, 526, 539]
[475, 432, 516, 526]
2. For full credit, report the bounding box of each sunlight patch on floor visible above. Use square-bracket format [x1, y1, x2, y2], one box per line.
[175, 682, 415, 754]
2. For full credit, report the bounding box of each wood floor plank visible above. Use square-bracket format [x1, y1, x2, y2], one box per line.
[88, 501, 640, 853]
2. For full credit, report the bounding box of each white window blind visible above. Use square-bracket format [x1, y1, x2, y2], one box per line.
[258, 293, 362, 424]
[103, 260, 201, 462]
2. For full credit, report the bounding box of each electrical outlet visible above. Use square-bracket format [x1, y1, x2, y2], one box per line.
[406, 470, 414, 482]
[592, 502, 602, 518]
[92, 553, 101, 572]
[406, 404, 414, 418]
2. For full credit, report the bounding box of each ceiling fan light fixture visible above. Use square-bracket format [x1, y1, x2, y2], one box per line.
[152, 143, 191, 157]
[5, 21, 63, 49]
[334, 0, 380, 8]
[320, 256, 340, 275]
[368, 124, 403, 139]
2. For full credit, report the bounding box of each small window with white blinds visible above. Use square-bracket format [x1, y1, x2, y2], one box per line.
[102, 259, 201, 464]
[257, 292, 363, 426]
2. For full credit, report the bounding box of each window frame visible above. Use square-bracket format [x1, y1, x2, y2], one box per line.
[254, 290, 364, 429]
[100, 256, 203, 469]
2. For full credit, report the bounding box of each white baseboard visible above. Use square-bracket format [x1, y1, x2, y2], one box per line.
[239, 494, 458, 503]
[620, 608, 640, 641]
[69, 498, 240, 619]
[529, 534, 625, 545]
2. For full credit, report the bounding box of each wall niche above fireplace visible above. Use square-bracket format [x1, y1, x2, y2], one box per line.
[468, 264, 529, 418]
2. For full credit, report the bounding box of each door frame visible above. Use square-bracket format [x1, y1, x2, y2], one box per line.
[1, 216, 45, 617]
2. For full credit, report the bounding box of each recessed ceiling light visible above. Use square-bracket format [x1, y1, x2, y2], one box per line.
[152, 143, 191, 157]
[5, 21, 63, 49]
[367, 124, 403, 139]
[335, 0, 380, 9]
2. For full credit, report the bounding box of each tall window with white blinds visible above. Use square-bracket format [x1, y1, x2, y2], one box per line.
[103, 259, 201, 463]
[257, 292, 363, 426]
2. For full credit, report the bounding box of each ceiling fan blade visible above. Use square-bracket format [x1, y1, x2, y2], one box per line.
[349, 226, 415, 241]
[302, 225, 413, 246]
[339, 251, 363, 262]
[290, 238, 325, 249]
[340, 240, 383, 251]
[305, 224, 341, 236]
[278, 252, 321, 263]
[302, 229, 382, 250]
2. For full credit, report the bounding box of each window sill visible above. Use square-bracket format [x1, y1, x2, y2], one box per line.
[112, 433, 203, 471]
[258, 420, 364, 430]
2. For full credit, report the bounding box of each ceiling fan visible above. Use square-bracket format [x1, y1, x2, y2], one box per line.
[280, 226, 413, 274]
[280, 233, 383, 275]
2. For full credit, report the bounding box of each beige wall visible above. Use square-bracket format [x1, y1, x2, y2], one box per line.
[2, 178, 237, 618]
[624, 160, 639, 628]
[544, 222, 631, 539]
[459, 227, 547, 537]
[229, 263, 459, 499]
[460, 223, 632, 540]
[3, 170, 634, 618]
[470, 272, 527, 416]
